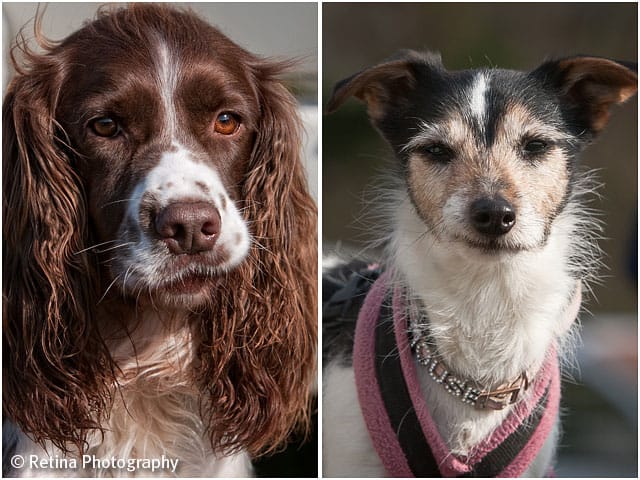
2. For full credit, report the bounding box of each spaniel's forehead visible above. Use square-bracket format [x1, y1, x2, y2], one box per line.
[148, 38, 257, 141]
[64, 31, 256, 125]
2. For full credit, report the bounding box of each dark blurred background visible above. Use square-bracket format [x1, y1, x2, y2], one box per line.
[323, 3, 637, 477]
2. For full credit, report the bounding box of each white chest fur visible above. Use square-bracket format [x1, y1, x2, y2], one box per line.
[389, 197, 577, 453]
[323, 195, 583, 476]
[5, 309, 252, 477]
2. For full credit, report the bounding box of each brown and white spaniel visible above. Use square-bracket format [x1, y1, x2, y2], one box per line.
[3, 4, 317, 477]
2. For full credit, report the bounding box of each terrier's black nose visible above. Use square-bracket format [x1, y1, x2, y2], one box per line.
[469, 197, 516, 236]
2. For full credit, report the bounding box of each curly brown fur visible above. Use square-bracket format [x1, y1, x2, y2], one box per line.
[197, 61, 318, 457]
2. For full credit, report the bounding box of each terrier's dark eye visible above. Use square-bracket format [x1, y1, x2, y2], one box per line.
[522, 139, 549, 155]
[419, 143, 454, 163]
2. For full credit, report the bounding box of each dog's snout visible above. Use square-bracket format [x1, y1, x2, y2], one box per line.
[155, 202, 221, 254]
[469, 197, 516, 236]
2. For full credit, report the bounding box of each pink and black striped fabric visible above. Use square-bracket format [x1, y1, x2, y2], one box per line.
[353, 272, 560, 477]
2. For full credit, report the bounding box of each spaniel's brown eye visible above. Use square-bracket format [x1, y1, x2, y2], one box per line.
[213, 112, 240, 135]
[90, 117, 119, 137]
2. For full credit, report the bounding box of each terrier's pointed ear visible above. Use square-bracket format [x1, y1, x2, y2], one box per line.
[327, 50, 442, 120]
[533, 56, 637, 133]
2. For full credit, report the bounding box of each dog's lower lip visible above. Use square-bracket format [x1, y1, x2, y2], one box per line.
[457, 236, 524, 254]
[160, 273, 216, 294]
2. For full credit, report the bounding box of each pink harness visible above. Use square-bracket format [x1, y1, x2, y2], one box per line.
[353, 272, 563, 477]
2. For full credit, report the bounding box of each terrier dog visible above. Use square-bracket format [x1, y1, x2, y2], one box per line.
[323, 51, 636, 477]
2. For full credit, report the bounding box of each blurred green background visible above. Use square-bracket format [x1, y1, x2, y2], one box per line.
[323, 3, 637, 477]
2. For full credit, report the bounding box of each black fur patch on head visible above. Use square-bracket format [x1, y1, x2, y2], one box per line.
[329, 51, 636, 167]
[379, 66, 588, 162]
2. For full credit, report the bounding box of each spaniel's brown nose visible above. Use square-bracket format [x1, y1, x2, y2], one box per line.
[155, 202, 220, 254]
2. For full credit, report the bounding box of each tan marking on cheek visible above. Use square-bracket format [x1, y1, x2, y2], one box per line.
[499, 174, 519, 204]
[492, 103, 570, 219]
[518, 149, 569, 220]
[406, 155, 449, 230]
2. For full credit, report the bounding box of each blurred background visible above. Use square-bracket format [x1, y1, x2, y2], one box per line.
[3, 2, 317, 477]
[324, 3, 637, 477]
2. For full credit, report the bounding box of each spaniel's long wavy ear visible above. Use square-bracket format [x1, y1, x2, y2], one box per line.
[201, 59, 317, 457]
[2, 40, 113, 453]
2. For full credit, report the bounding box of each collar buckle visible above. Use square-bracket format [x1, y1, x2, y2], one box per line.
[475, 373, 529, 410]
